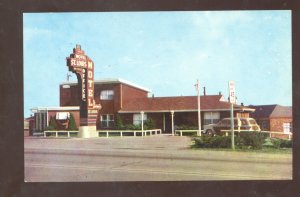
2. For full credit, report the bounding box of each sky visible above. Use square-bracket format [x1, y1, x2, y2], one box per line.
[24, 11, 292, 117]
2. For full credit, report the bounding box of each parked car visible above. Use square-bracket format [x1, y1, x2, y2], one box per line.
[203, 118, 261, 136]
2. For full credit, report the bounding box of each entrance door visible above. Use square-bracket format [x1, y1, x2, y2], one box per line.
[163, 113, 172, 133]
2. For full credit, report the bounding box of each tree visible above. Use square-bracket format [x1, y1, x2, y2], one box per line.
[68, 113, 78, 131]
[47, 116, 57, 130]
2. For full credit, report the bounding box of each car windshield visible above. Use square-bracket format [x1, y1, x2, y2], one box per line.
[241, 119, 248, 125]
[249, 119, 257, 125]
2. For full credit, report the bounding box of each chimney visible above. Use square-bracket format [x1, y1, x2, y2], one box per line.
[203, 87, 206, 96]
[152, 94, 154, 98]
[241, 102, 244, 106]
[219, 91, 222, 96]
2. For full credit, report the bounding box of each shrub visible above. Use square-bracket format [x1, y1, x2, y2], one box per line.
[193, 136, 232, 148]
[115, 115, 125, 130]
[177, 125, 198, 130]
[67, 113, 78, 131]
[46, 116, 57, 130]
[280, 139, 292, 148]
[270, 138, 292, 148]
[125, 124, 141, 130]
[193, 132, 269, 150]
[269, 138, 281, 149]
[144, 118, 156, 130]
[238, 132, 268, 149]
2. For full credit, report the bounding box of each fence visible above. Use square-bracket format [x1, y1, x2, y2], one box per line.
[44, 130, 79, 137]
[43, 129, 162, 138]
[98, 129, 162, 137]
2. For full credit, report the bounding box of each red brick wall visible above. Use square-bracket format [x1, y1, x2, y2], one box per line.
[121, 84, 148, 107]
[48, 110, 80, 129]
[60, 85, 80, 106]
[60, 82, 148, 113]
[147, 113, 164, 129]
[270, 117, 292, 132]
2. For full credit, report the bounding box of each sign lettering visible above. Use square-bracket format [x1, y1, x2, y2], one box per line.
[228, 80, 236, 104]
[66, 45, 101, 126]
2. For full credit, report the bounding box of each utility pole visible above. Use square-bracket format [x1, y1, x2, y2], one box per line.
[195, 80, 201, 136]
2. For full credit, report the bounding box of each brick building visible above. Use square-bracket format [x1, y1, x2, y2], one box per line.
[250, 105, 292, 133]
[30, 78, 255, 134]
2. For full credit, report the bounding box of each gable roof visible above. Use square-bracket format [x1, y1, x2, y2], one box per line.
[250, 105, 292, 118]
[119, 95, 248, 113]
[271, 105, 292, 118]
[61, 78, 151, 92]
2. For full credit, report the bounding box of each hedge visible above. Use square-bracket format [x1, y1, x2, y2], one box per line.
[193, 131, 269, 150]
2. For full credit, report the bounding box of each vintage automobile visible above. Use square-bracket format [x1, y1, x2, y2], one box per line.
[203, 118, 261, 136]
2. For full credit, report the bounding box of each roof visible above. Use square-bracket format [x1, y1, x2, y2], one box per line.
[250, 105, 292, 118]
[61, 78, 151, 92]
[119, 95, 250, 113]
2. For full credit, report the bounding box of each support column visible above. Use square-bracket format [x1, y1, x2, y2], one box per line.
[163, 113, 165, 132]
[141, 111, 144, 136]
[171, 110, 174, 136]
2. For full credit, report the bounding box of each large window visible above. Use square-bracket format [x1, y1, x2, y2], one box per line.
[204, 112, 220, 125]
[283, 122, 291, 134]
[35, 111, 47, 131]
[100, 90, 114, 100]
[133, 114, 147, 125]
[101, 114, 114, 128]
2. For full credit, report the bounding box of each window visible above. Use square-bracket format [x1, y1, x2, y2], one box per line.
[56, 112, 70, 120]
[283, 123, 291, 134]
[204, 112, 220, 125]
[261, 121, 268, 130]
[133, 114, 147, 125]
[100, 90, 114, 100]
[101, 114, 114, 128]
[35, 111, 47, 131]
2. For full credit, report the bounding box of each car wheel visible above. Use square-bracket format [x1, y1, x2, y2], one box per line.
[206, 129, 214, 136]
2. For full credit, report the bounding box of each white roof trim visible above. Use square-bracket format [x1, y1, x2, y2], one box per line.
[31, 106, 79, 112]
[61, 78, 151, 92]
[118, 108, 246, 113]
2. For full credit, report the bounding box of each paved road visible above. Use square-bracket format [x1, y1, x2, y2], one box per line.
[24, 135, 292, 182]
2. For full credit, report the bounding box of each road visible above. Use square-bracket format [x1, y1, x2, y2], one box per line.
[24, 135, 292, 182]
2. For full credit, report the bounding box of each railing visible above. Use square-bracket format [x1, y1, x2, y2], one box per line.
[175, 130, 202, 136]
[44, 130, 79, 137]
[260, 131, 293, 140]
[98, 129, 162, 137]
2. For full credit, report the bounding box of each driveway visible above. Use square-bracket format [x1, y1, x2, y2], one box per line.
[24, 135, 292, 181]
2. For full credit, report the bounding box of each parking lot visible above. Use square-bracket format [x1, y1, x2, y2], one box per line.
[24, 135, 292, 182]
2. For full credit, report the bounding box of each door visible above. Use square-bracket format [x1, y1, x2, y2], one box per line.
[164, 113, 172, 133]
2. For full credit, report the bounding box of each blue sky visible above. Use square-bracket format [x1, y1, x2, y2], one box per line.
[24, 11, 291, 117]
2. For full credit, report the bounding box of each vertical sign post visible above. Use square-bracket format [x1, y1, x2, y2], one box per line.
[66, 45, 101, 138]
[195, 80, 201, 136]
[228, 80, 236, 150]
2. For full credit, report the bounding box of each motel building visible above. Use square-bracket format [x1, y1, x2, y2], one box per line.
[29, 78, 255, 136]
